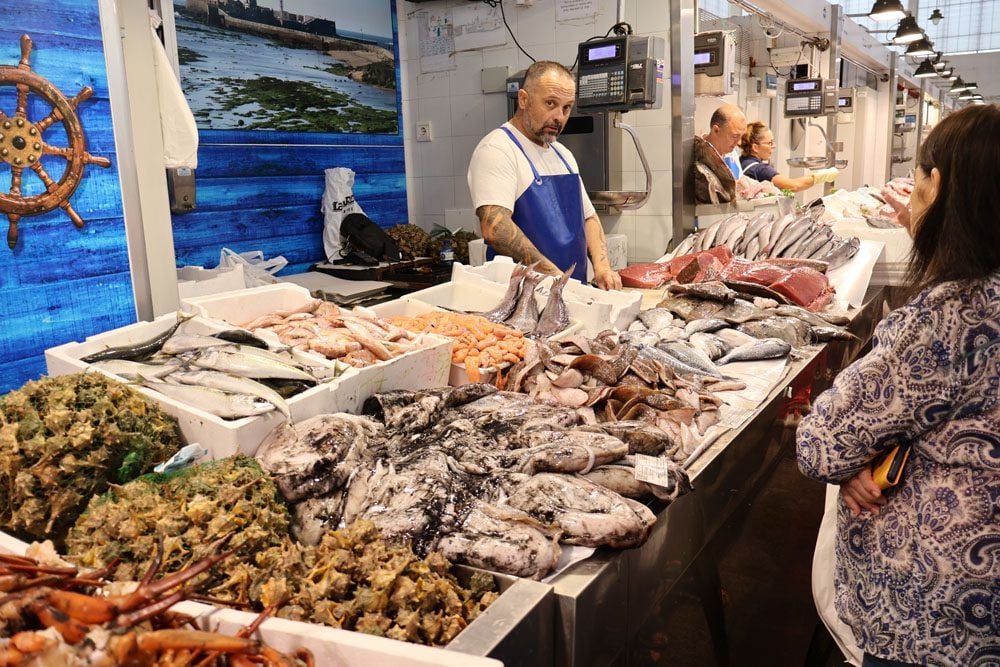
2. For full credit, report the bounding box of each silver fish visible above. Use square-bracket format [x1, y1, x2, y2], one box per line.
[819, 236, 861, 270]
[657, 341, 722, 377]
[687, 332, 733, 361]
[80, 312, 195, 363]
[638, 345, 719, 378]
[716, 337, 792, 364]
[533, 263, 575, 338]
[91, 358, 182, 380]
[481, 263, 531, 322]
[682, 317, 729, 338]
[192, 348, 316, 382]
[170, 369, 292, 420]
[771, 217, 813, 257]
[737, 316, 812, 347]
[637, 307, 675, 331]
[504, 269, 545, 332]
[141, 379, 276, 418]
[160, 333, 233, 355]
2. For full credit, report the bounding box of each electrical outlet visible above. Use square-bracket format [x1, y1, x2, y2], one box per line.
[415, 121, 432, 142]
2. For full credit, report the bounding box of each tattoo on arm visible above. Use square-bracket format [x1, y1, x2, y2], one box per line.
[476, 205, 560, 273]
[583, 214, 612, 273]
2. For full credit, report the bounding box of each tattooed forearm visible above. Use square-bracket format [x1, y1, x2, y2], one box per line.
[584, 214, 612, 273]
[476, 205, 560, 274]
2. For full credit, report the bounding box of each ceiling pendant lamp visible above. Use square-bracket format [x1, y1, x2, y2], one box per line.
[928, 8, 944, 25]
[893, 15, 924, 44]
[904, 36, 935, 57]
[963, 81, 978, 90]
[869, 0, 907, 21]
[913, 58, 937, 77]
[938, 66, 953, 77]
[949, 77, 968, 94]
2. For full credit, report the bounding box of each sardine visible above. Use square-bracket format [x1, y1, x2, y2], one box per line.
[192, 348, 317, 382]
[480, 263, 530, 323]
[716, 337, 791, 364]
[141, 379, 276, 419]
[504, 269, 545, 332]
[533, 263, 575, 338]
[170, 369, 292, 420]
[80, 312, 195, 363]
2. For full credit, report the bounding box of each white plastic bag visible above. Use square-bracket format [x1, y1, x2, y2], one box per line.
[218, 248, 288, 288]
[321, 167, 366, 262]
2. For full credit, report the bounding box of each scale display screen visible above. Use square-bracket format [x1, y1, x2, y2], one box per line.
[791, 80, 820, 92]
[587, 43, 620, 62]
[693, 50, 713, 66]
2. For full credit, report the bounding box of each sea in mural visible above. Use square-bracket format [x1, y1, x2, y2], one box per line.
[174, 1, 398, 134]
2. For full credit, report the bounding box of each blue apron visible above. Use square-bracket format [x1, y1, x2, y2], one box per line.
[486, 127, 588, 283]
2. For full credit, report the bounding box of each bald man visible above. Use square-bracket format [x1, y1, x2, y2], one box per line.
[467, 60, 621, 290]
[705, 103, 748, 180]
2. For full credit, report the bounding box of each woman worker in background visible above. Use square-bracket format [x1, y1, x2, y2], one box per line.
[739, 121, 839, 191]
[796, 103, 1000, 666]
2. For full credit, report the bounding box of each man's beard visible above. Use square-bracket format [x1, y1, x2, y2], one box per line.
[526, 116, 561, 145]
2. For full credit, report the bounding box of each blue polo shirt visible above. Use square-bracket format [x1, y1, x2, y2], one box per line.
[741, 155, 778, 183]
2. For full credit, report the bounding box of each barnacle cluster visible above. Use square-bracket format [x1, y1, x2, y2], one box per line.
[0, 373, 180, 547]
[66, 456, 497, 646]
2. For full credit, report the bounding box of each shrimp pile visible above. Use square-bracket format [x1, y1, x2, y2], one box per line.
[241, 299, 431, 368]
[388, 312, 528, 382]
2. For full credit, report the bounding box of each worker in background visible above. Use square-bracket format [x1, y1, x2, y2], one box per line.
[796, 104, 1000, 667]
[467, 61, 621, 290]
[740, 121, 839, 191]
[704, 103, 748, 179]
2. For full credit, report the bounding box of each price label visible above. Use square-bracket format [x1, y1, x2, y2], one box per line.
[633, 454, 676, 487]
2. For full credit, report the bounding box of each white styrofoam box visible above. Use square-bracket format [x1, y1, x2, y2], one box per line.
[44, 312, 355, 459]
[450, 260, 642, 334]
[467, 238, 486, 266]
[176, 264, 247, 300]
[185, 284, 453, 414]
[0, 530, 29, 555]
[186, 607, 504, 667]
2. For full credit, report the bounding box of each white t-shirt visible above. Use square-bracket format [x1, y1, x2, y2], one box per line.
[467, 122, 597, 220]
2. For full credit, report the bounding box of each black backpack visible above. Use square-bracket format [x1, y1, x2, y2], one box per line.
[338, 213, 401, 262]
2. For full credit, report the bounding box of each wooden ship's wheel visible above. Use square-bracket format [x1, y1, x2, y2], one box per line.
[0, 34, 111, 249]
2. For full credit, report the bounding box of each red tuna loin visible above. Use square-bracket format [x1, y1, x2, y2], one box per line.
[722, 260, 790, 286]
[619, 262, 674, 288]
[768, 267, 834, 310]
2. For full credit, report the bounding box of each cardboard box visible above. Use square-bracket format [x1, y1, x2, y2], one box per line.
[183, 284, 453, 414]
[44, 313, 355, 459]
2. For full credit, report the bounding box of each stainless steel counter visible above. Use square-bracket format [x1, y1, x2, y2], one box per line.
[549, 287, 888, 667]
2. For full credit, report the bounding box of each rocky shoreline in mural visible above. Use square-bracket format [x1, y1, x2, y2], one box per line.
[175, 5, 397, 134]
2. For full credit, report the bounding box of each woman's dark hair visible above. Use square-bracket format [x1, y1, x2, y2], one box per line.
[906, 104, 1000, 292]
[739, 121, 769, 155]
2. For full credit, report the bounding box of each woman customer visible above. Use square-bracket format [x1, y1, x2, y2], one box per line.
[796, 103, 1000, 667]
[739, 121, 838, 191]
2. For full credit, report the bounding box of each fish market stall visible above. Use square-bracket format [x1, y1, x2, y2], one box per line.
[547, 285, 887, 666]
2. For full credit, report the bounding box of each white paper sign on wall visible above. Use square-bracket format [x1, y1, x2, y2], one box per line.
[556, 0, 597, 21]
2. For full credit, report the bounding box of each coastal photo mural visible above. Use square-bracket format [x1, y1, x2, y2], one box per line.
[175, 0, 398, 134]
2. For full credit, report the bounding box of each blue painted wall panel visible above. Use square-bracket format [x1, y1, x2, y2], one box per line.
[0, 1, 134, 394]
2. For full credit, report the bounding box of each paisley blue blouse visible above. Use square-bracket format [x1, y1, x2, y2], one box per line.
[797, 275, 1000, 665]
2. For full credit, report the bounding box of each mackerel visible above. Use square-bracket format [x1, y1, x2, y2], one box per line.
[161, 333, 234, 355]
[170, 369, 291, 420]
[142, 380, 276, 419]
[193, 348, 316, 382]
[91, 358, 182, 380]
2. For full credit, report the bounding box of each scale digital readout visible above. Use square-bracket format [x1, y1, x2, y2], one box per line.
[784, 78, 838, 117]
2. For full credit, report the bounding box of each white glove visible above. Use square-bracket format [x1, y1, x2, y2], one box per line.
[812, 167, 839, 184]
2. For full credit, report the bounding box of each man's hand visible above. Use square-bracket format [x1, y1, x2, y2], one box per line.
[840, 467, 886, 517]
[476, 205, 559, 274]
[594, 268, 622, 290]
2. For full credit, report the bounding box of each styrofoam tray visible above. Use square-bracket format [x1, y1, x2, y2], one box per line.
[183, 284, 453, 412]
[44, 313, 355, 459]
[450, 260, 640, 334]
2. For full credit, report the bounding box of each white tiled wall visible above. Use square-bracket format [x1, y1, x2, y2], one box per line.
[397, 0, 675, 264]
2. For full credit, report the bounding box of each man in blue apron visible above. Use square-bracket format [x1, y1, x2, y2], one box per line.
[467, 61, 622, 290]
[704, 103, 748, 180]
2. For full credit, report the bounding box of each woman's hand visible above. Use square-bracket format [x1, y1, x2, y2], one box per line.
[881, 187, 912, 232]
[840, 468, 887, 517]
